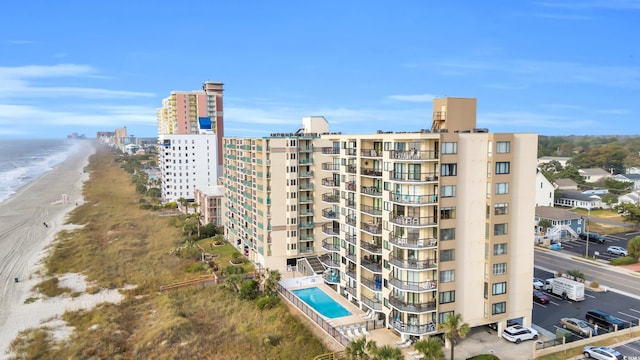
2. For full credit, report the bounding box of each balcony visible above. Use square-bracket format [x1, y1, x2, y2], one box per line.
[389, 297, 437, 313]
[345, 285, 357, 297]
[322, 163, 341, 171]
[361, 186, 382, 197]
[322, 193, 340, 203]
[299, 171, 313, 178]
[361, 241, 382, 254]
[361, 222, 382, 235]
[322, 178, 339, 187]
[299, 183, 314, 191]
[299, 233, 314, 241]
[322, 224, 339, 236]
[360, 149, 382, 158]
[345, 181, 356, 191]
[321, 147, 340, 155]
[389, 193, 438, 205]
[346, 251, 357, 262]
[361, 295, 382, 310]
[390, 171, 439, 183]
[345, 234, 357, 245]
[299, 208, 314, 216]
[361, 277, 382, 291]
[390, 214, 437, 227]
[346, 148, 357, 156]
[323, 271, 340, 284]
[299, 196, 314, 203]
[390, 149, 438, 161]
[361, 167, 382, 177]
[299, 145, 314, 152]
[299, 246, 314, 254]
[322, 208, 338, 220]
[300, 222, 314, 230]
[389, 236, 438, 249]
[299, 157, 313, 165]
[346, 269, 357, 280]
[346, 216, 356, 227]
[346, 165, 357, 174]
[322, 238, 340, 252]
[361, 204, 382, 216]
[389, 277, 438, 292]
[388, 255, 437, 270]
[390, 320, 437, 335]
[361, 259, 382, 273]
[346, 200, 357, 209]
[320, 255, 340, 268]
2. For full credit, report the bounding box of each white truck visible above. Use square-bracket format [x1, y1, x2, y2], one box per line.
[543, 277, 585, 302]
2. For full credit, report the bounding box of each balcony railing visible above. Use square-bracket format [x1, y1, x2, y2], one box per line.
[322, 163, 340, 171]
[322, 208, 338, 219]
[361, 186, 382, 196]
[346, 148, 357, 156]
[322, 272, 340, 284]
[321, 147, 340, 155]
[346, 251, 357, 262]
[346, 269, 357, 280]
[361, 241, 382, 254]
[361, 168, 382, 177]
[361, 222, 382, 234]
[322, 224, 339, 236]
[361, 259, 382, 273]
[322, 178, 339, 187]
[389, 236, 438, 249]
[299, 171, 313, 178]
[361, 277, 382, 291]
[361, 204, 382, 216]
[390, 171, 439, 182]
[320, 255, 340, 268]
[390, 150, 438, 161]
[299, 196, 314, 203]
[360, 149, 382, 158]
[346, 200, 357, 209]
[389, 193, 438, 205]
[388, 255, 437, 270]
[390, 320, 437, 335]
[389, 277, 438, 292]
[345, 234, 357, 245]
[346, 216, 356, 226]
[389, 297, 437, 313]
[345, 181, 356, 191]
[345, 285, 357, 297]
[299, 246, 314, 254]
[361, 295, 382, 310]
[300, 222, 314, 230]
[346, 165, 357, 174]
[322, 193, 340, 203]
[390, 215, 437, 227]
[322, 238, 340, 252]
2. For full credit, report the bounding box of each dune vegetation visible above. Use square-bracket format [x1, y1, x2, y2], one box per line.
[10, 146, 328, 360]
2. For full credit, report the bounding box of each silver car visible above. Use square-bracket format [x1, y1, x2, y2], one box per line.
[560, 317, 592, 336]
[607, 246, 628, 257]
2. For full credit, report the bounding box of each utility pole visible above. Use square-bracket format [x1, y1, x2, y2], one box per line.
[584, 207, 591, 258]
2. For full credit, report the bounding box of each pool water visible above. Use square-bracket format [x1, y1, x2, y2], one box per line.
[292, 287, 352, 319]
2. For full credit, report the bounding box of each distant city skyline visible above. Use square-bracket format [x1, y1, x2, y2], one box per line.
[1, 1, 639, 139]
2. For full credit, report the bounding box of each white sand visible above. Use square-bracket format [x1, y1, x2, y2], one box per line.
[0, 141, 125, 359]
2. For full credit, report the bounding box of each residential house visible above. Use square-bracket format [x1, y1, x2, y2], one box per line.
[535, 169, 555, 207]
[579, 168, 611, 183]
[554, 178, 578, 191]
[555, 190, 604, 210]
[537, 156, 571, 168]
[612, 173, 640, 190]
[534, 206, 584, 243]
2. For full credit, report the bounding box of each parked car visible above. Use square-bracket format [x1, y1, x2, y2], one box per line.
[579, 232, 605, 243]
[607, 246, 628, 257]
[533, 290, 550, 304]
[585, 309, 628, 331]
[501, 325, 538, 344]
[560, 317, 592, 336]
[582, 345, 622, 359]
[533, 277, 544, 289]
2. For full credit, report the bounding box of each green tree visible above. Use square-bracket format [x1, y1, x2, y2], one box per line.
[440, 313, 470, 360]
[566, 269, 584, 280]
[600, 193, 619, 207]
[537, 219, 552, 232]
[370, 344, 403, 360]
[628, 236, 640, 259]
[239, 279, 259, 300]
[618, 203, 640, 229]
[413, 337, 444, 360]
[345, 337, 375, 360]
[556, 165, 584, 184]
[224, 274, 242, 293]
[261, 269, 281, 296]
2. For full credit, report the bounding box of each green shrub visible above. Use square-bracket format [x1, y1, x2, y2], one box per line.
[256, 295, 280, 310]
[589, 281, 600, 288]
[185, 262, 205, 273]
[239, 280, 258, 300]
[610, 256, 638, 265]
[139, 203, 152, 210]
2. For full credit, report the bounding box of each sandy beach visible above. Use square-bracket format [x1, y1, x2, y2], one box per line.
[0, 140, 123, 358]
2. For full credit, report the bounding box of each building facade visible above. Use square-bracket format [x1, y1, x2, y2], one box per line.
[222, 98, 537, 339]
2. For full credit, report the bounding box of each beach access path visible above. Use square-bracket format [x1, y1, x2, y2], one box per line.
[0, 140, 96, 357]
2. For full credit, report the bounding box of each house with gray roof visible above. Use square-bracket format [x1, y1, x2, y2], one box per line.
[578, 168, 611, 183]
[554, 178, 578, 190]
[535, 206, 585, 242]
[612, 173, 640, 190]
[555, 190, 604, 210]
[537, 156, 571, 167]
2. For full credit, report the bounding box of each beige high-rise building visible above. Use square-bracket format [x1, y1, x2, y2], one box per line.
[222, 98, 537, 339]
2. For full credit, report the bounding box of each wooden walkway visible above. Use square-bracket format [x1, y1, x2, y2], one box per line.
[159, 274, 218, 292]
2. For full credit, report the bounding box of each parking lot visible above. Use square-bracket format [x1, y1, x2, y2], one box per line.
[560, 231, 637, 260]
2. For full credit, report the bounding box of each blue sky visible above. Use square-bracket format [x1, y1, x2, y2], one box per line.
[1, 0, 639, 139]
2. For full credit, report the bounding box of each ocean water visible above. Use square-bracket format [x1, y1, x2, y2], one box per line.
[0, 139, 86, 204]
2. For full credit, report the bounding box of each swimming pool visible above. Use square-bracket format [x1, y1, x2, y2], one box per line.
[292, 287, 352, 319]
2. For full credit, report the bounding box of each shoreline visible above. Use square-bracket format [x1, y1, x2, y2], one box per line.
[0, 140, 97, 357]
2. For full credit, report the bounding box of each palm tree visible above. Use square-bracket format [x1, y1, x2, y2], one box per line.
[224, 274, 242, 293]
[345, 337, 374, 360]
[440, 313, 470, 360]
[370, 344, 403, 360]
[413, 337, 444, 360]
[262, 269, 281, 296]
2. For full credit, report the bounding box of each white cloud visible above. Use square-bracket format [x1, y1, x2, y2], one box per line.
[0, 64, 95, 78]
[387, 94, 436, 103]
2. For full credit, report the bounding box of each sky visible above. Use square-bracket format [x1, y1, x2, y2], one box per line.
[1, 0, 639, 139]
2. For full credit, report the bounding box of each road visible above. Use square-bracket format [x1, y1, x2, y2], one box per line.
[534, 249, 640, 299]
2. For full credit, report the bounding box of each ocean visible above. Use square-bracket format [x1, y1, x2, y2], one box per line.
[0, 139, 86, 204]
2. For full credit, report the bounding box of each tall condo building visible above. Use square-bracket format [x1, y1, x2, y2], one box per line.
[222, 98, 537, 339]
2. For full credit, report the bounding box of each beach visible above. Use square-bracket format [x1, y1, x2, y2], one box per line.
[0, 140, 122, 358]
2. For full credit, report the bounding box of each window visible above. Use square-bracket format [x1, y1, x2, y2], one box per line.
[440, 270, 455, 283]
[441, 163, 457, 176]
[440, 207, 456, 220]
[439, 311, 454, 324]
[492, 282, 507, 295]
[494, 223, 508, 235]
[496, 141, 510, 153]
[492, 302, 506, 315]
[442, 142, 457, 154]
[495, 162, 510, 174]
[494, 203, 508, 215]
[441, 185, 456, 198]
[440, 249, 455, 262]
[440, 228, 455, 241]
[493, 263, 507, 275]
[439, 291, 455, 304]
[493, 243, 507, 255]
[495, 182, 509, 195]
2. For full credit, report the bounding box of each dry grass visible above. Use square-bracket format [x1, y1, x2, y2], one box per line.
[11, 147, 328, 360]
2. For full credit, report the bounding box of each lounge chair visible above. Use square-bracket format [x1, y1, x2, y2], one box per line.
[360, 309, 371, 318]
[412, 354, 425, 360]
[361, 325, 370, 336]
[407, 350, 420, 356]
[400, 339, 413, 348]
[394, 338, 407, 345]
[353, 326, 362, 337]
[346, 327, 355, 338]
